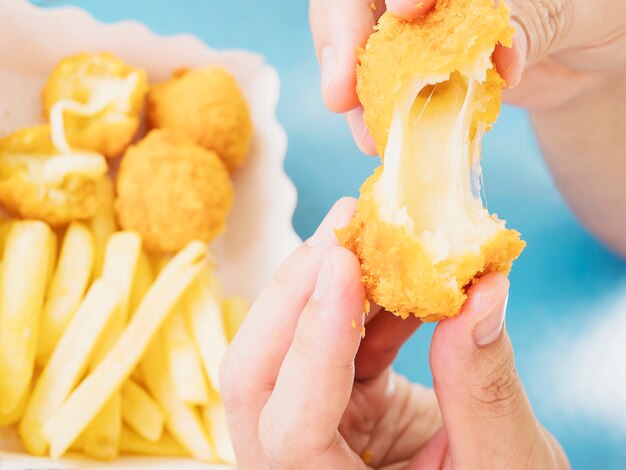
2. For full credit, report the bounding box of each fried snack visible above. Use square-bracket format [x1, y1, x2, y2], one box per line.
[0, 125, 107, 226]
[115, 130, 234, 253]
[120, 427, 188, 457]
[43, 52, 148, 158]
[121, 379, 165, 443]
[0, 221, 53, 414]
[147, 66, 252, 172]
[37, 221, 95, 365]
[337, 0, 525, 320]
[162, 305, 210, 405]
[82, 231, 142, 460]
[19, 280, 120, 456]
[222, 296, 249, 342]
[183, 267, 229, 391]
[201, 397, 236, 465]
[89, 177, 117, 277]
[42, 241, 207, 458]
[140, 335, 215, 461]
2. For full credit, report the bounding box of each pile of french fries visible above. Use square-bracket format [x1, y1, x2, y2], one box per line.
[0, 178, 247, 464]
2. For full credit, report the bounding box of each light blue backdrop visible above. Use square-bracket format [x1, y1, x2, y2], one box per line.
[33, 1, 626, 467]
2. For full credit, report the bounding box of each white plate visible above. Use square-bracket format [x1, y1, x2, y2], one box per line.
[0, 0, 301, 467]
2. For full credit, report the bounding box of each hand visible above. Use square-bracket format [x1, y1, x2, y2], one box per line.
[309, 0, 626, 154]
[220, 198, 569, 469]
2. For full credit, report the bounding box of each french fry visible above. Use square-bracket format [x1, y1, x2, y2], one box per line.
[0, 221, 53, 414]
[202, 396, 236, 465]
[222, 296, 249, 342]
[0, 378, 31, 427]
[184, 266, 230, 391]
[121, 379, 165, 442]
[42, 241, 207, 458]
[83, 231, 141, 460]
[47, 229, 58, 284]
[37, 222, 95, 365]
[141, 335, 215, 461]
[19, 280, 120, 456]
[129, 250, 154, 315]
[163, 305, 210, 405]
[89, 177, 117, 278]
[120, 427, 188, 457]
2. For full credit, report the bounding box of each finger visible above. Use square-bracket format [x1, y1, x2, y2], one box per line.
[310, 0, 385, 113]
[355, 312, 422, 381]
[429, 273, 545, 467]
[407, 427, 449, 469]
[504, 0, 626, 71]
[502, 58, 602, 108]
[220, 198, 357, 467]
[258, 247, 366, 468]
[346, 107, 377, 156]
[493, 25, 526, 88]
[385, 0, 436, 19]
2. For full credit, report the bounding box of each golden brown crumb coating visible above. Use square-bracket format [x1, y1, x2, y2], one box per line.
[147, 67, 253, 173]
[338, 0, 524, 321]
[115, 129, 234, 253]
[0, 125, 107, 226]
[358, 0, 513, 156]
[42, 52, 149, 158]
[337, 169, 525, 321]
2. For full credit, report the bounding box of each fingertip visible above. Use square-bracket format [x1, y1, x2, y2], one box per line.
[306, 198, 357, 247]
[431, 273, 510, 358]
[494, 22, 527, 89]
[386, 0, 436, 19]
[320, 45, 361, 113]
[317, 246, 365, 317]
[346, 107, 378, 156]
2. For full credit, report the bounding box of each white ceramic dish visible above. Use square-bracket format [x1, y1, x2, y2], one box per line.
[0, 0, 301, 467]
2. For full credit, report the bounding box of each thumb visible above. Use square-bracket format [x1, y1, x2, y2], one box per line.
[496, 0, 626, 85]
[429, 273, 542, 467]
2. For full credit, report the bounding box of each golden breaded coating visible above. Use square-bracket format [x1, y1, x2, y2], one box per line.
[0, 125, 108, 226]
[115, 130, 234, 253]
[42, 52, 149, 158]
[337, 0, 524, 321]
[147, 67, 252, 173]
[358, 0, 513, 156]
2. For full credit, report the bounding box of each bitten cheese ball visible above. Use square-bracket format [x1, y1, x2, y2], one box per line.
[42, 52, 149, 158]
[115, 130, 234, 253]
[147, 67, 253, 173]
[0, 125, 107, 226]
[337, 0, 525, 321]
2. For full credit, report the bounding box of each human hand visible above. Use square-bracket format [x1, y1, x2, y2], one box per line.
[220, 198, 568, 469]
[309, 0, 626, 154]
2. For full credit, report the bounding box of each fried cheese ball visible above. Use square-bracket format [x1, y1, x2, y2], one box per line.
[337, 0, 526, 321]
[0, 125, 107, 226]
[42, 52, 149, 159]
[115, 130, 234, 253]
[147, 67, 253, 173]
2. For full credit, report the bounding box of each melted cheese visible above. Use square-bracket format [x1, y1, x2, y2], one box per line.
[376, 56, 502, 262]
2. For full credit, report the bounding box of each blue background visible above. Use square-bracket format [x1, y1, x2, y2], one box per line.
[33, 1, 626, 467]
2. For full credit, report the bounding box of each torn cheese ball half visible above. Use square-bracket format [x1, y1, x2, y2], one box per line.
[42, 52, 149, 159]
[337, 0, 526, 321]
[0, 125, 107, 226]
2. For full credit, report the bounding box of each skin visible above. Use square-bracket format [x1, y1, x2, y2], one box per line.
[311, 0, 626, 256]
[222, 0, 626, 466]
[221, 199, 568, 469]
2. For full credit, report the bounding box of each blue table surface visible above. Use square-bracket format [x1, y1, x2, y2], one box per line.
[33, 1, 626, 468]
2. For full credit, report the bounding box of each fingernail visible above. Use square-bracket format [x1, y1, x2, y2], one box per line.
[473, 294, 508, 347]
[313, 253, 335, 302]
[346, 107, 376, 155]
[321, 46, 336, 102]
[510, 20, 527, 84]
